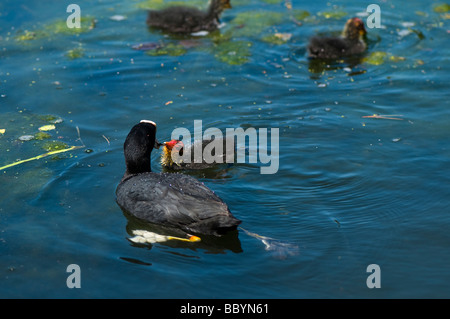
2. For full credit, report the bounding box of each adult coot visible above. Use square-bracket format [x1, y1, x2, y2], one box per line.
[146, 0, 232, 34]
[116, 120, 241, 236]
[307, 17, 367, 59]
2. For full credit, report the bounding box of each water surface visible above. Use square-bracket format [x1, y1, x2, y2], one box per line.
[1, 0, 449, 298]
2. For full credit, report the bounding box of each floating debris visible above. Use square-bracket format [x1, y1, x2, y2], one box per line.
[15, 30, 40, 41]
[191, 30, 209, 37]
[401, 22, 415, 28]
[66, 47, 85, 60]
[334, 219, 341, 227]
[34, 132, 51, 140]
[42, 140, 69, 152]
[362, 114, 404, 120]
[137, 0, 204, 10]
[0, 145, 83, 171]
[231, 11, 284, 37]
[262, 33, 292, 45]
[213, 40, 252, 65]
[409, 28, 425, 40]
[19, 135, 35, 141]
[145, 43, 187, 56]
[38, 124, 56, 131]
[389, 55, 406, 62]
[15, 16, 96, 42]
[398, 29, 412, 37]
[109, 15, 127, 21]
[363, 51, 407, 65]
[433, 3, 450, 13]
[318, 10, 348, 19]
[178, 39, 202, 49]
[415, 11, 428, 17]
[51, 118, 63, 124]
[414, 59, 425, 66]
[292, 9, 310, 21]
[363, 51, 387, 65]
[46, 16, 97, 35]
[0, 129, 5, 135]
[0, 112, 83, 171]
[132, 42, 162, 51]
[39, 114, 63, 124]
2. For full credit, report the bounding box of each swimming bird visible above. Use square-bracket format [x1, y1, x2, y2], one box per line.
[160, 138, 230, 171]
[116, 120, 241, 236]
[146, 0, 232, 34]
[307, 17, 367, 59]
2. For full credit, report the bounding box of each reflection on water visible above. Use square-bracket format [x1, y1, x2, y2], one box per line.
[123, 209, 244, 254]
[1, 0, 450, 298]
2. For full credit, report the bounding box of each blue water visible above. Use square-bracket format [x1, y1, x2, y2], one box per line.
[1, 0, 449, 298]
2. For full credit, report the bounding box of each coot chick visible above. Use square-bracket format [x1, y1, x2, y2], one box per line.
[146, 0, 232, 34]
[116, 120, 241, 236]
[161, 138, 230, 170]
[307, 17, 367, 59]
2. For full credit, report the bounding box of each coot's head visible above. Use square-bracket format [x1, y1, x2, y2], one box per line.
[343, 17, 366, 40]
[123, 120, 159, 176]
[220, 0, 232, 9]
[211, 0, 232, 14]
[161, 139, 184, 167]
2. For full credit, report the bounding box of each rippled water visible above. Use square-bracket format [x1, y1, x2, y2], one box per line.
[1, 0, 449, 298]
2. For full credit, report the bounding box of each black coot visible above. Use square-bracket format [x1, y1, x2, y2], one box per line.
[116, 120, 241, 236]
[146, 0, 232, 34]
[307, 17, 367, 59]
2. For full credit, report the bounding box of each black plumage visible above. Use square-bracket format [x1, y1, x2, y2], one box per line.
[116, 120, 241, 236]
[146, 0, 232, 34]
[308, 17, 367, 59]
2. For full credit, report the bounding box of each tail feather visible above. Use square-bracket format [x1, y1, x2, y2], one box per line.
[187, 215, 241, 236]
